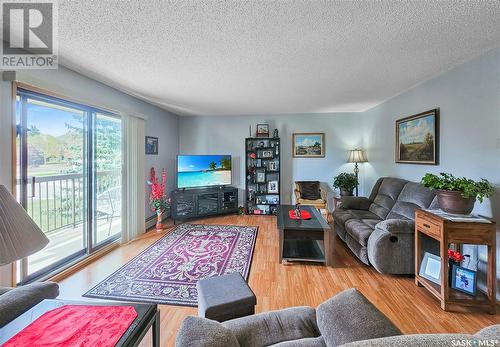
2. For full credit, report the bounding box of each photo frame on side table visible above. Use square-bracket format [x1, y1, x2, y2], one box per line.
[145, 136, 158, 155]
[419, 252, 441, 285]
[451, 265, 477, 296]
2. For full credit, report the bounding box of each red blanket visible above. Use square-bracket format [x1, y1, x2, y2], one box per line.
[3, 305, 137, 347]
[288, 209, 312, 220]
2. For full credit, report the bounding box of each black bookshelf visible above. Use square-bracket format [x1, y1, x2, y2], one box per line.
[245, 137, 280, 215]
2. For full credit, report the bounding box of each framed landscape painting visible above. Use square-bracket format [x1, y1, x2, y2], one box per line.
[396, 109, 439, 165]
[292, 133, 325, 158]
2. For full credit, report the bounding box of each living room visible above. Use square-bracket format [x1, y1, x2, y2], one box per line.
[0, 1, 499, 346]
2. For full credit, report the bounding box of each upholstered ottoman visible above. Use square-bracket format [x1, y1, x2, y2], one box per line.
[196, 272, 256, 322]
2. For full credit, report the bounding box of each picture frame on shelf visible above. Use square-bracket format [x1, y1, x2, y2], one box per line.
[256, 124, 270, 137]
[258, 140, 269, 148]
[396, 108, 439, 165]
[256, 171, 266, 183]
[268, 161, 278, 171]
[145, 136, 158, 155]
[451, 265, 477, 296]
[292, 133, 325, 158]
[261, 150, 273, 158]
[267, 180, 279, 193]
[419, 252, 441, 285]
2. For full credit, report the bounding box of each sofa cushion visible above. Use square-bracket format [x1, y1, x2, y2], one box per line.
[223, 306, 319, 347]
[368, 178, 408, 219]
[176, 316, 240, 347]
[317, 289, 401, 346]
[344, 219, 378, 247]
[0, 282, 59, 328]
[297, 181, 322, 200]
[271, 337, 326, 347]
[475, 324, 500, 339]
[340, 197, 372, 210]
[338, 333, 474, 347]
[386, 182, 435, 220]
[333, 209, 381, 227]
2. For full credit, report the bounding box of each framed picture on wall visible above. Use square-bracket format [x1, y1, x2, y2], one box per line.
[292, 133, 325, 158]
[395, 109, 439, 165]
[145, 136, 158, 155]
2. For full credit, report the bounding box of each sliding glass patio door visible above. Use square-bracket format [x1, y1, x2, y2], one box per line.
[16, 88, 122, 283]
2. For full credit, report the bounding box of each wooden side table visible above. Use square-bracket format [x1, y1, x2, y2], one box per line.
[415, 209, 496, 314]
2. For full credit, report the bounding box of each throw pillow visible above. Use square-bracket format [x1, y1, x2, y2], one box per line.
[316, 288, 401, 346]
[298, 181, 321, 200]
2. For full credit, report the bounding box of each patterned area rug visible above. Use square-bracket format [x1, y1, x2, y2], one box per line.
[83, 223, 258, 306]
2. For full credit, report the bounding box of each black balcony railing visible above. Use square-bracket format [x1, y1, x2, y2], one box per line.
[18, 170, 121, 233]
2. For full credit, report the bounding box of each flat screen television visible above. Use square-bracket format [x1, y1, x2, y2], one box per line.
[177, 155, 232, 189]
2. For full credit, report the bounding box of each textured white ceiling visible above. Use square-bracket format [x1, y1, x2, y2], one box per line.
[58, 1, 500, 116]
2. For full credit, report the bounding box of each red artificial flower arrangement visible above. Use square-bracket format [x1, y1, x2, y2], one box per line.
[149, 167, 169, 213]
[448, 249, 465, 263]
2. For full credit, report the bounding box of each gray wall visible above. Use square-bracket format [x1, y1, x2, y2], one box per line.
[361, 47, 500, 298]
[179, 113, 366, 207]
[0, 66, 179, 285]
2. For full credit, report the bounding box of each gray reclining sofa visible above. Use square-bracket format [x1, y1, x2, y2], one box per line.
[332, 177, 438, 274]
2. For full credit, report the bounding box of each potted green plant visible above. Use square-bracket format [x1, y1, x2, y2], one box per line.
[333, 172, 358, 196]
[421, 173, 494, 215]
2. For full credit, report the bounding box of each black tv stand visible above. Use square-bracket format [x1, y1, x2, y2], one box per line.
[171, 186, 238, 223]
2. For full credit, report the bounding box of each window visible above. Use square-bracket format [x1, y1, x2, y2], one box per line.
[15, 87, 122, 283]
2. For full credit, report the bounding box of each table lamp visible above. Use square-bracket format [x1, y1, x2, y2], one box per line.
[0, 185, 49, 266]
[347, 149, 367, 196]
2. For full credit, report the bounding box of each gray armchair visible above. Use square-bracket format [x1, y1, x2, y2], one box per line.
[176, 288, 500, 347]
[176, 288, 401, 347]
[0, 281, 59, 327]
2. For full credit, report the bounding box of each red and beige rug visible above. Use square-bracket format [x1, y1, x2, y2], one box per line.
[83, 223, 258, 306]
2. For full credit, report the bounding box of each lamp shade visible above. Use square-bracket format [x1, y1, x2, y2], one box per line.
[347, 149, 367, 163]
[0, 185, 48, 266]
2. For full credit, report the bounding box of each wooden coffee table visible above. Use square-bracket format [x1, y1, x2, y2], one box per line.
[0, 299, 160, 346]
[276, 205, 333, 265]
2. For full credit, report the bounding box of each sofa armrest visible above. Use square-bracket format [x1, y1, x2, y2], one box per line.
[222, 306, 319, 347]
[316, 288, 401, 346]
[375, 219, 415, 234]
[0, 281, 59, 327]
[176, 316, 240, 347]
[0, 287, 13, 295]
[340, 196, 371, 210]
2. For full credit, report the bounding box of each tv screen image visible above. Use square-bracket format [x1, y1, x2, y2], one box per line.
[177, 155, 232, 189]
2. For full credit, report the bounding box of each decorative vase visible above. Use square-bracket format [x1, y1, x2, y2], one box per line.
[340, 188, 353, 197]
[437, 190, 475, 215]
[155, 210, 163, 232]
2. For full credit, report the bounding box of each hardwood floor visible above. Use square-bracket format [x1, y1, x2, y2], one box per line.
[57, 215, 499, 346]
